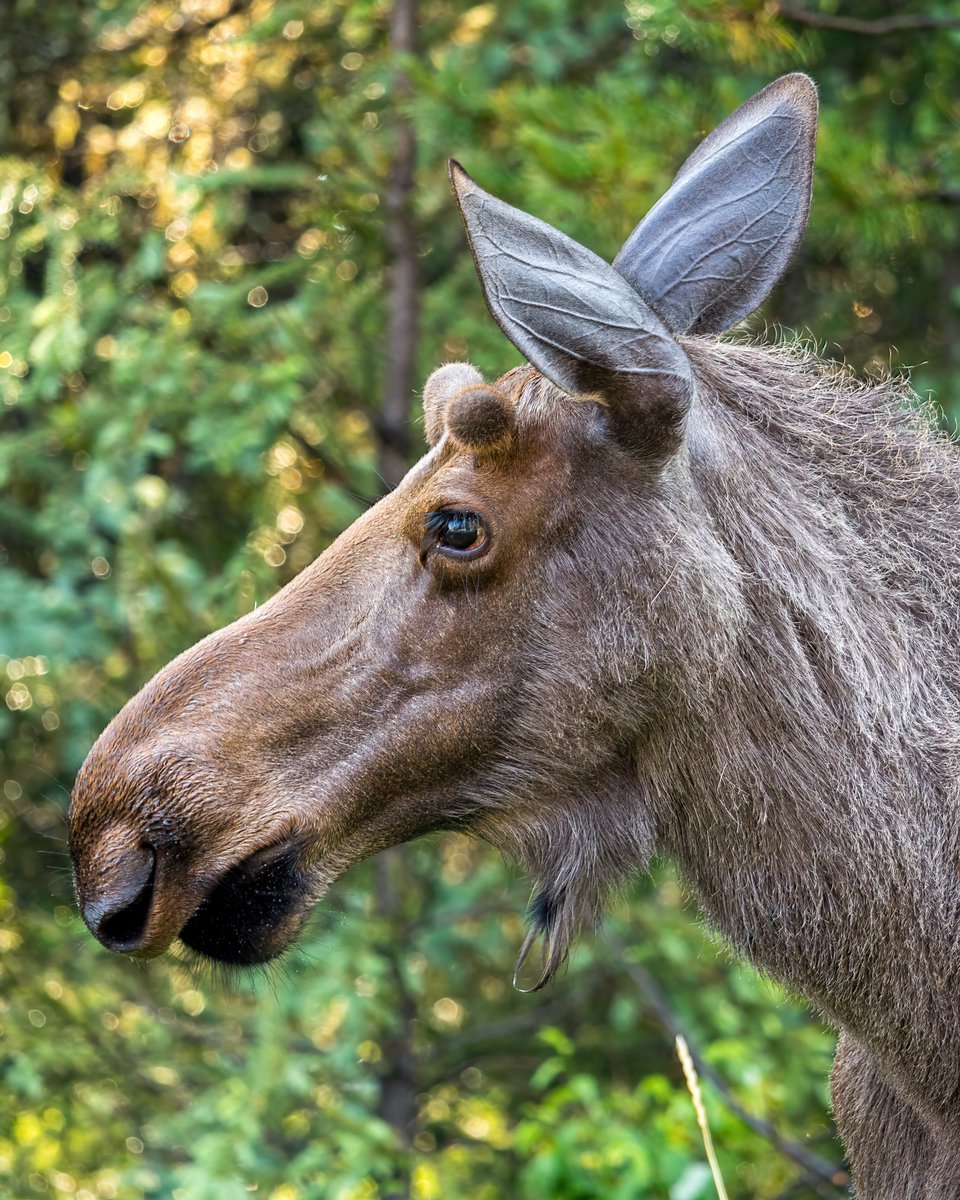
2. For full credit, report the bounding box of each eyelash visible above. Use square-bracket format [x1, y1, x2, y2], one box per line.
[422, 509, 489, 559]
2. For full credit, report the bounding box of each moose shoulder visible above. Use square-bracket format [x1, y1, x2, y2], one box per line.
[69, 74, 960, 1195]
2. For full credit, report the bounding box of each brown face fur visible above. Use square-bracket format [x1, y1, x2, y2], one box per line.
[69, 366, 654, 966]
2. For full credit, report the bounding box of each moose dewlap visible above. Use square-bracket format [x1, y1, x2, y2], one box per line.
[69, 74, 960, 1195]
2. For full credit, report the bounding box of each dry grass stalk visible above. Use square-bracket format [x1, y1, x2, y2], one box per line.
[676, 1034, 730, 1200]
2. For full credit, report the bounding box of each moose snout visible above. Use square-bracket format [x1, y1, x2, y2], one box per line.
[71, 807, 203, 958]
[79, 840, 157, 952]
[72, 816, 213, 958]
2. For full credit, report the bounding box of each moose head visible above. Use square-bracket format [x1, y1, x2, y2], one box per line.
[69, 75, 817, 978]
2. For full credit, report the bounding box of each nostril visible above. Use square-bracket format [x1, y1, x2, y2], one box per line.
[83, 846, 157, 952]
[97, 865, 155, 949]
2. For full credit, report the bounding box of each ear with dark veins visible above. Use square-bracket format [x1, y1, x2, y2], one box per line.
[613, 73, 818, 336]
[449, 160, 694, 448]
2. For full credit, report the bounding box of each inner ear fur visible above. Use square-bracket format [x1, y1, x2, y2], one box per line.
[446, 385, 516, 454]
[423, 362, 484, 446]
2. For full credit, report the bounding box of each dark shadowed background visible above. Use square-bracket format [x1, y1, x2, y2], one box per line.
[1, 1, 958, 1197]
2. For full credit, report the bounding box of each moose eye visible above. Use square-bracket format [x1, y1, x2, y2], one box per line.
[423, 509, 488, 558]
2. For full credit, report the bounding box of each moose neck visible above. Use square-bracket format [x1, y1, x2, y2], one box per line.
[650, 337, 960, 1046]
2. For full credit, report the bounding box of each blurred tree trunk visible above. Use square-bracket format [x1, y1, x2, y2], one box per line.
[375, 3, 420, 1197]
[378, 0, 419, 491]
[375, 848, 419, 1200]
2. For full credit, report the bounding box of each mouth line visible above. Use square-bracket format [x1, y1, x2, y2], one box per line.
[176, 838, 312, 967]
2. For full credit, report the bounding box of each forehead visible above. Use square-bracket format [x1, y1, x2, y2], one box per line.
[402, 366, 596, 517]
[497, 365, 602, 435]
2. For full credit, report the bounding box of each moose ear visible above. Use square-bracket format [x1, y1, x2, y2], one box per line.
[613, 73, 818, 336]
[450, 161, 693, 449]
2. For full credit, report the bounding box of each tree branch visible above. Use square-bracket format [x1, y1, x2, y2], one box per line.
[772, 4, 960, 35]
[919, 187, 960, 205]
[106, 0, 254, 53]
[284, 423, 374, 504]
[605, 938, 849, 1195]
[421, 994, 578, 1087]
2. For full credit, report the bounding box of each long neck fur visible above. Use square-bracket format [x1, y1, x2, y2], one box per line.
[654, 338, 960, 1088]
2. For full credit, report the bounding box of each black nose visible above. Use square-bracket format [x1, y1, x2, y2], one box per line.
[81, 845, 157, 952]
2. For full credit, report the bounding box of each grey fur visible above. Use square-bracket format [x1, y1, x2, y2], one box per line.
[451, 73, 960, 1195]
[474, 344, 960, 1197]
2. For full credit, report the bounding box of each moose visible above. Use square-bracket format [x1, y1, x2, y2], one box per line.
[69, 73, 960, 1194]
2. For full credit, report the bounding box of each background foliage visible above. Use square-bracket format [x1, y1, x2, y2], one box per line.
[2, 1, 958, 1197]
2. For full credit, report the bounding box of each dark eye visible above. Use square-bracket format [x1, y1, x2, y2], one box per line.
[423, 509, 488, 558]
